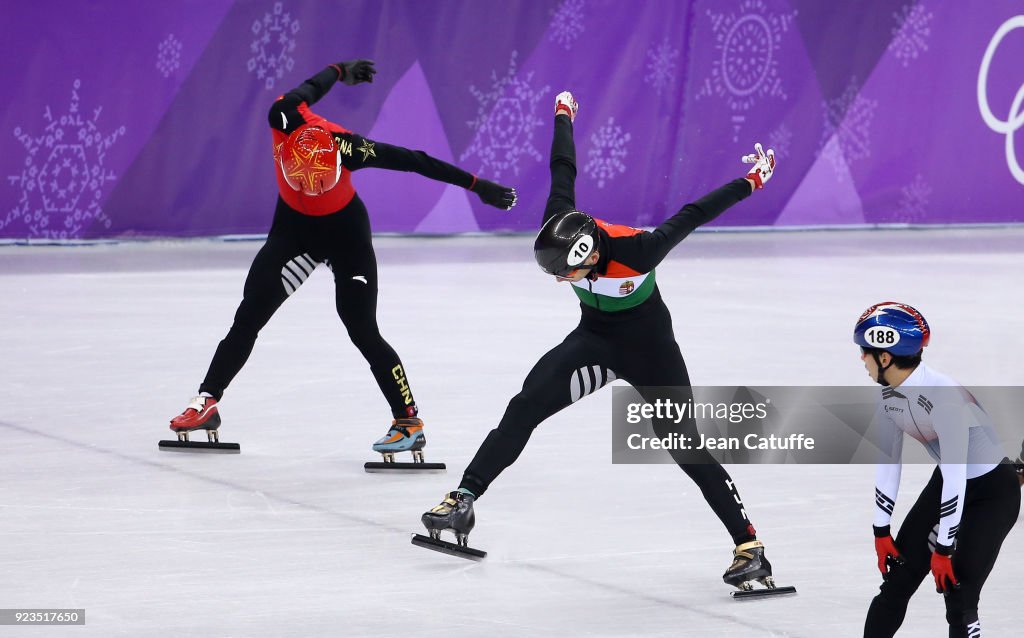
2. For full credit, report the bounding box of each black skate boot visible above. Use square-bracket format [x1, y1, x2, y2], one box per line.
[723, 540, 796, 600]
[411, 491, 486, 561]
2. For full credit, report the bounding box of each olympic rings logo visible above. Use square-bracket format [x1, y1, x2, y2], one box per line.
[978, 16, 1024, 185]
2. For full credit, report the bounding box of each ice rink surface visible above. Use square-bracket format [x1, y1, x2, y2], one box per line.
[1, 228, 1022, 637]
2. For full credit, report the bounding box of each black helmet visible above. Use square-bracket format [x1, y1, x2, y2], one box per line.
[534, 210, 599, 276]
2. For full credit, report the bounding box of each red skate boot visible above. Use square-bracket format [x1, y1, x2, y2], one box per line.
[159, 394, 240, 453]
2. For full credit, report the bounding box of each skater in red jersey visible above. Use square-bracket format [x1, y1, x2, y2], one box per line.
[168, 60, 516, 462]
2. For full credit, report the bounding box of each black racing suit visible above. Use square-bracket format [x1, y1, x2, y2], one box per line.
[199, 66, 480, 419]
[460, 114, 760, 546]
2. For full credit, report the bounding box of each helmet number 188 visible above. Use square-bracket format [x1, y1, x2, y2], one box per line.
[865, 326, 900, 347]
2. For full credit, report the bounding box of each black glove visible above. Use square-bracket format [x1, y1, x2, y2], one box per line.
[471, 177, 517, 210]
[336, 59, 376, 85]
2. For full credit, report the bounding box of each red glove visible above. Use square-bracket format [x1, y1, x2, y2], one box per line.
[931, 544, 959, 594]
[873, 525, 903, 578]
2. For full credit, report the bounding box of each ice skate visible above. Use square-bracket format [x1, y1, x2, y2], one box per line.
[412, 491, 486, 560]
[364, 418, 445, 472]
[159, 395, 240, 453]
[723, 540, 796, 600]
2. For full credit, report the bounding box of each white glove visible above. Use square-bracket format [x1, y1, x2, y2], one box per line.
[741, 143, 776, 189]
[555, 91, 579, 122]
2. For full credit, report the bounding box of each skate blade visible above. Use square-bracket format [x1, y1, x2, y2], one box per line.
[364, 461, 446, 473]
[411, 533, 486, 561]
[159, 440, 240, 454]
[730, 585, 797, 600]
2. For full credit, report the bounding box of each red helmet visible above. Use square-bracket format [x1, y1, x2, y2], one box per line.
[278, 125, 341, 196]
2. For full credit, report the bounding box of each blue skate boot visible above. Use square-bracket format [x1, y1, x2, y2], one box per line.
[365, 418, 445, 472]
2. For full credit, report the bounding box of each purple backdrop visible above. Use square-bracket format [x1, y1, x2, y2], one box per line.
[3, 0, 1023, 239]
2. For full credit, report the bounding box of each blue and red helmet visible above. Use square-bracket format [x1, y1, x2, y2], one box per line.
[853, 302, 930, 356]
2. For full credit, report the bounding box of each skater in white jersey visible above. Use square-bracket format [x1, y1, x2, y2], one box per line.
[855, 302, 1020, 638]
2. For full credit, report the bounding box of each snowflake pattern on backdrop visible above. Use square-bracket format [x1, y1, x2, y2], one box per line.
[820, 76, 878, 180]
[888, 3, 933, 68]
[584, 117, 631, 189]
[696, 0, 798, 142]
[765, 122, 792, 159]
[247, 2, 299, 91]
[460, 51, 550, 179]
[644, 37, 681, 96]
[893, 173, 932, 222]
[5, 80, 126, 239]
[549, 0, 585, 50]
[156, 34, 182, 78]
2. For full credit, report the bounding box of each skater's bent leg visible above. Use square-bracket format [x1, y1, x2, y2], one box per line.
[863, 469, 941, 638]
[680, 462, 756, 545]
[461, 330, 615, 497]
[625, 340, 755, 545]
[642, 385, 756, 545]
[941, 464, 1020, 636]
[199, 234, 308, 399]
[458, 395, 543, 498]
[326, 203, 417, 419]
[334, 266, 416, 418]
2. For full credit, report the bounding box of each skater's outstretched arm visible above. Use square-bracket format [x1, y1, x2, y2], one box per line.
[336, 134, 517, 210]
[268, 60, 516, 210]
[268, 60, 376, 134]
[543, 92, 579, 225]
[613, 144, 775, 273]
